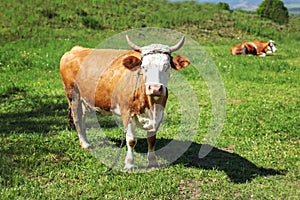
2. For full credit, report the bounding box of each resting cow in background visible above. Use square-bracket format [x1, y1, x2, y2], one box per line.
[60, 35, 190, 169]
[230, 40, 277, 56]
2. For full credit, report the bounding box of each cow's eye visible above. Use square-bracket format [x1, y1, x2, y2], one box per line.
[141, 65, 148, 72]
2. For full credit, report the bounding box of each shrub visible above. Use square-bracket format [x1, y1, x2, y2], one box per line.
[217, 2, 231, 11]
[80, 15, 103, 30]
[257, 0, 289, 25]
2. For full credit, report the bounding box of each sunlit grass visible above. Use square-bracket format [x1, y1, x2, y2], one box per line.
[0, 0, 299, 199]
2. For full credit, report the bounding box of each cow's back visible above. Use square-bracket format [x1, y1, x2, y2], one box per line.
[60, 46, 93, 99]
[252, 40, 269, 53]
[60, 46, 142, 112]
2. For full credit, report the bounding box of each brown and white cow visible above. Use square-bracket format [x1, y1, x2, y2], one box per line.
[230, 40, 277, 56]
[60, 35, 190, 169]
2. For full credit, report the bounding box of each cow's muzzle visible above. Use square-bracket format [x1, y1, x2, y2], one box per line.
[146, 84, 165, 96]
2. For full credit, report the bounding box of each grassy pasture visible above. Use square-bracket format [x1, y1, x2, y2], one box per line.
[1, 0, 299, 199]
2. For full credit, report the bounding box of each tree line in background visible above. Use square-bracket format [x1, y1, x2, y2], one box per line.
[218, 0, 289, 25]
[257, 0, 289, 24]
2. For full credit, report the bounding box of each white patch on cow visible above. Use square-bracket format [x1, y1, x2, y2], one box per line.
[249, 42, 258, 49]
[140, 44, 171, 90]
[141, 44, 170, 55]
[125, 122, 136, 170]
[259, 53, 266, 57]
[111, 104, 121, 115]
[267, 46, 272, 53]
[267, 40, 277, 54]
[135, 105, 164, 132]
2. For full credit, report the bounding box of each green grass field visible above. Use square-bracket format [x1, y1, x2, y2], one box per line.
[1, 0, 299, 199]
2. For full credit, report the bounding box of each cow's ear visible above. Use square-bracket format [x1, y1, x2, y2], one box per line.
[123, 56, 141, 71]
[171, 55, 190, 70]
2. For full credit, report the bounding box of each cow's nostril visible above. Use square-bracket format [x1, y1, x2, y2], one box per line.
[148, 84, 163, 95]
[159, 85, 163, 92]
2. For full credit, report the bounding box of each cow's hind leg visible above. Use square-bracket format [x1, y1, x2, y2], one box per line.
[147, 131, 158, 168]
[68, 105, 76, 130]
[71, 86, 92, 149]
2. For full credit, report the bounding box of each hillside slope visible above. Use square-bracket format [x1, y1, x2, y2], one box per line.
[1, 0, 299, 44]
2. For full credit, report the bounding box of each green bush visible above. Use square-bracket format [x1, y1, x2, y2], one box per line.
[257, 0, 289, 25]
[80, 15, 103, 30]
[217, 2, 231, 11]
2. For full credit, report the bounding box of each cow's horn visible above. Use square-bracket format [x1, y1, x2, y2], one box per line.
[170, 36, 185, 52]
[126, 35, 141, 51]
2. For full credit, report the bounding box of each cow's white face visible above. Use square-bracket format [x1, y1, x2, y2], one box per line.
[267, 40, 277, 53]
[140, 44, 171, 96]
[125, 35, 189, 97]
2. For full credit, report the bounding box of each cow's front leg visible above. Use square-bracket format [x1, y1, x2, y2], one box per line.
[147, 131, 158, 168]
[124, 122, 137, 170]
[258, 52, 266, 57]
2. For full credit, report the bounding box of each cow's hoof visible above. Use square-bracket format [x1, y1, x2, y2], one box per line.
[147, 163, 159, 169]
[124, 164, 135, 171]
[147, 162, 159, 169]
[80, 142, 93, 150]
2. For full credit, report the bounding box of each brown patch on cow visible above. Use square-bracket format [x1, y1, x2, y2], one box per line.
[60, 46, 92, 100]
[122, 55, 141, 71]
[252, 40, 270, 54]
[147, 133, 156, 151]
[130, 85, 150, 115]
[128, 139, 136, 148]
[171, 55, 190, 70]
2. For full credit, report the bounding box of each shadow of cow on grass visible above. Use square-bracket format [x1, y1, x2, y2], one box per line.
[112, 138, 284, 183]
